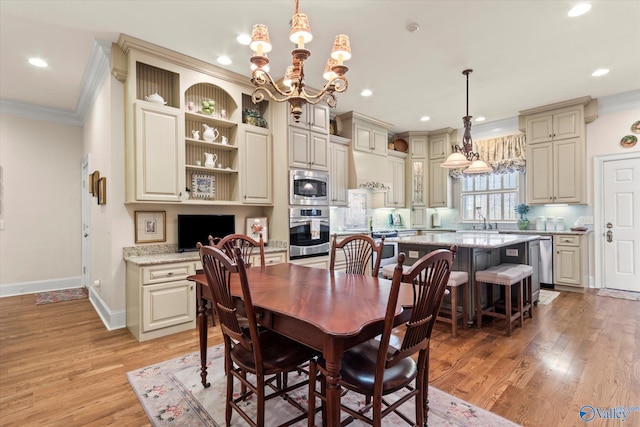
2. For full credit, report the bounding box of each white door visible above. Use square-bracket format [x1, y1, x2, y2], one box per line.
[81, 157, 92, 289]
[603, 157, 640, 291]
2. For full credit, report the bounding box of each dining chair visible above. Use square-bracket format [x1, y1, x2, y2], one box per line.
[200, 245, 317, 427]
[308, 247, 454, 427]
[329, 233, 385, 277]
[217, 233, 265, 267]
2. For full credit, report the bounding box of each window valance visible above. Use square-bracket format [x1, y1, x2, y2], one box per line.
[450, 133, 526, 177]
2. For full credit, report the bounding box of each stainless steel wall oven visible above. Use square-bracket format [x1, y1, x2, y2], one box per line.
[289, 206, 330, 259]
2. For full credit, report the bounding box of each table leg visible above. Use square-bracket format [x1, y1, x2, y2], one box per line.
[197, 285, 210, 388]
[323, 341, 343, 427]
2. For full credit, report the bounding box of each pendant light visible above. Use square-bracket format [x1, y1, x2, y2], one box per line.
[441, 69, 492, 174]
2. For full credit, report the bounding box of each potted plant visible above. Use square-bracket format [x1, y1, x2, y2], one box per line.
[515, 203, 530, 230]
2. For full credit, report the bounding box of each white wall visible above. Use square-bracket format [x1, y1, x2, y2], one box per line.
[0, 114, 82, 292]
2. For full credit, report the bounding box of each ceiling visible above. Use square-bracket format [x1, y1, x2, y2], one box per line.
[1, 0, 638, 133]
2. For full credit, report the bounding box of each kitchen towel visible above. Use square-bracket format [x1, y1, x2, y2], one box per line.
[311, 219, 320, 239]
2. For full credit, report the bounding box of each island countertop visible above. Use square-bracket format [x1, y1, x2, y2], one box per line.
[397, 232, 540, 249]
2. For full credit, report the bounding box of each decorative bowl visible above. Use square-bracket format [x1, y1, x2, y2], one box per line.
[394, 138, 408, 152]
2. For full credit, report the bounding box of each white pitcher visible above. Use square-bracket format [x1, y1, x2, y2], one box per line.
[203, 152, 218, 168]
[191, 130, 200, 140]
[202, 124, 219, 142]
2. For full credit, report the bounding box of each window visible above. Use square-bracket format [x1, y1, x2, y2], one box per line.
[460, 173, 520, 222]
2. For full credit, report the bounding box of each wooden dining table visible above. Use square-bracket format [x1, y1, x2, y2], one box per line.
[188, 262, 415, 427]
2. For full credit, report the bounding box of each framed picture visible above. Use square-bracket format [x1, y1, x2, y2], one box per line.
[191, 174, 216, 199]
[90, 171, 100, 195]
[246, 217, 268, 244]
[135, 211, 166, 243]
[97, 177, 107, 205]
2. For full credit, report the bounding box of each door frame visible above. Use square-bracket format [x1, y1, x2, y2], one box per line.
[81, 154, 92, 289]
[593, 151, 640, 288]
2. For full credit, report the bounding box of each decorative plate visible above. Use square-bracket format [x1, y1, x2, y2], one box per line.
[631, 120, 640, 134]
[394, 138, 408, 152]
[620, 135, 637, 148]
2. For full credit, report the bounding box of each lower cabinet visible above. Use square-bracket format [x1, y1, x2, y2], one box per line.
[250, 251, 287, 267]
[290, 255, 330, 269]
[553, 234, 585, 289]
[126, 260, 197, 341]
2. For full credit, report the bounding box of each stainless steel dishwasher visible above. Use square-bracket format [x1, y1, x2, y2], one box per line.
[539, 236, 553, 286]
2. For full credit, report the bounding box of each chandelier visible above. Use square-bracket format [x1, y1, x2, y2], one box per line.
[248, 0, 351, 122]
[441, 69, 492, 174]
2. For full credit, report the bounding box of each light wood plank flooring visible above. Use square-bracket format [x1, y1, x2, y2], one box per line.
[1, 289, 638, 426]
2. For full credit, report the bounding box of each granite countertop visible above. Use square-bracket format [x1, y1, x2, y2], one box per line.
[124, 243, 287, 266]
[397, 232, 541, 249]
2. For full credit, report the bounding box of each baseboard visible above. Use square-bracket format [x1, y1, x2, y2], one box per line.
[0, 277, 83, 297]
[88, 286, 126, 331]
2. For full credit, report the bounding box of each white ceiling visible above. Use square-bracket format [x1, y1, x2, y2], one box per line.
[1, 0, 638, 132]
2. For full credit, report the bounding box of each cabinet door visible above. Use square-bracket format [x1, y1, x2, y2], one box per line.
[289, 127, 311, 169]
[250, 252, 286, 267]
[329, 142, 349, 206]
[135, 103, 184, 202]
[385, 156, 405, 207]
[429, 158, 450, 207]
[553, 138, 583, 203]
[411, 159, 426, 206]
[142, 280, 195, 332]
[554, 245, 581, 286]
[429, 134, 450, 159]
[310, 132, 329, 170]
[553, 110, 581, 140]
[410, 136, 428, 159]
[526, 115, 554, 144]
[411, 207, 427, 228]
[242, 127, 272, 204]
[309, 104, 330, 133]
[372, 129, 388, 156]
[526, 142, 554, 205]
[354, 123, 373, 152]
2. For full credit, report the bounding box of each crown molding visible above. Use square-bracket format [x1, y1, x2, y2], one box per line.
[597, 90, 640, 115]
[0, 40, 111, 127]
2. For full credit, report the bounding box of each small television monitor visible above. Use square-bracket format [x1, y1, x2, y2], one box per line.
[177, 214, 235, 252]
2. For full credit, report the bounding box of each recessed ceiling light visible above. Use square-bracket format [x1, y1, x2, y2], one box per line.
[360, 89, 372, 97]
[475, 117, 486, 122]
[592, 68, 609, 77]
[420, 116, 430, 122]
[28, 57, 48, 68]
[217, 56, 232, 65]
[236, 34, 251, 45]
[568, 3, 592, 17]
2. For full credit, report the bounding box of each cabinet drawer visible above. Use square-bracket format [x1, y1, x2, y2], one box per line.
[142, 262, 195, 284]
[250, 252, 286, 267]
[554, 235, 580, 246]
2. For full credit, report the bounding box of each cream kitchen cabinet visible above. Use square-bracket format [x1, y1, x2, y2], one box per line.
[553, 234, 585, 289]
[526, 108, 582, 144]
[338, 111, 393, 157]
[329, 136, 350, 206]
[410, 159, 427, 207]
[289, 255, 329, 269]
[250, 251, 286, 267]
[132, 102, 185, 202]
[126, 260, 197, 341]
[385, 152, 406, 208]
[410, 207, 427, 228]
[288, 127, 329, 171]
[288, 103, 330, 134]
[427, 128, 455, 208]
[241, 125, 272, 204]
[526, 138, 584, 204]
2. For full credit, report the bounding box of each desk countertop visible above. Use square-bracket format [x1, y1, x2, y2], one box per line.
[124, 246, 287, 266]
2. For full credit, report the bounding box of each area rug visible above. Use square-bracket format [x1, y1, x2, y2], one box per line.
[34, 287, 88, 305]
[537, 289, 560, 305]
[127, 344, 520, 427]
[598, 288, 640, 302]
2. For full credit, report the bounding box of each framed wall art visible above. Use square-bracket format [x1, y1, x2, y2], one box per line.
[97, 177, 107, 205]
[135, 211, 166, 243]
[191, 174, 216, 199]
[246, 217, 268, 244]
[90, 171, 100, 195]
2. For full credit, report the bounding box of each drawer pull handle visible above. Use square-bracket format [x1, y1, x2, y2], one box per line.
[167, 272, 174, 276]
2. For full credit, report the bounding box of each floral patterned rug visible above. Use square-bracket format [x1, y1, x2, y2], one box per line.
[598, 288, 640, 301]
[537, 289, 560, 305]
[127, 345, 520, 427]
[34, 287, 88, 305]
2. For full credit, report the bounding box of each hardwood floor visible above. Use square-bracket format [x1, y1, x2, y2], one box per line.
[0, 289, 638, 426]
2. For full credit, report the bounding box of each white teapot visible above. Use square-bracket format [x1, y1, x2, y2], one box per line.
[204, 152, 218, 168]
[144, 93, 166, 104]
[202, 124, 219, 142]
[191, 130, 200, 140]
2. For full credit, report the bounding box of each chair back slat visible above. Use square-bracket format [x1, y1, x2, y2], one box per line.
[216, 233, 265, 268]
[330, 234, 384, 277]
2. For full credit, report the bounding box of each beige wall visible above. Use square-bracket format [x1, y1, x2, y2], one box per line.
[0, 114, 82, 288]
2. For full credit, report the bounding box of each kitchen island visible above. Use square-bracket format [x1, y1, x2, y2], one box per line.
[398, 233, 541, 324]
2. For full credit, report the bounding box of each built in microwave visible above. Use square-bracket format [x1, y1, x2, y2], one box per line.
[290, 169, 329, 205]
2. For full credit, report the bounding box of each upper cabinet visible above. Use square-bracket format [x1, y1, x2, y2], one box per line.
[338, 112, 393, 157]
[288, 104, 329, 171]
[115, 35, 274, 206]
[428, 128, 456, 208]
[329, 135, 350, 206]
[385, 152, 407, 208]
[288, 104, 330, 134]
[520, 96, 597, 205]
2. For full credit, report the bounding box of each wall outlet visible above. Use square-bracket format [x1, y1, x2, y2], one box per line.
[506, 248, 518, 257]
[409, 251, 419, 259]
